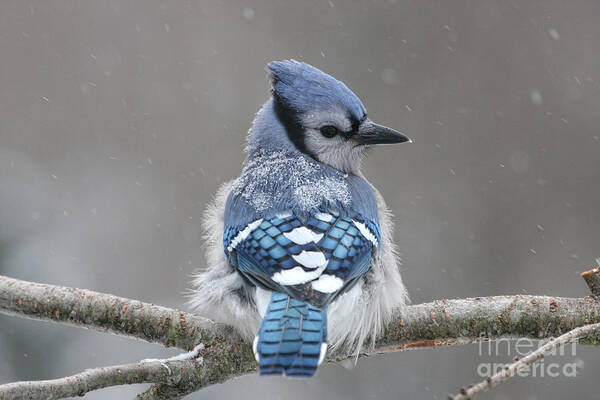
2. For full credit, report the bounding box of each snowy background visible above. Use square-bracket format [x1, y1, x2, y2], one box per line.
[1, 1, 600, 399]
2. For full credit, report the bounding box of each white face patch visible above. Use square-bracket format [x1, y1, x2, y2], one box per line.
[283, 227, 324, 245]
[311, 274, 344, 293]
[303, 129, 367, 174]
[301, 108, 367, 174]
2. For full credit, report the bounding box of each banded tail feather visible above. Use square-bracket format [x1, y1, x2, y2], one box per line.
[254, 292, 327, 377]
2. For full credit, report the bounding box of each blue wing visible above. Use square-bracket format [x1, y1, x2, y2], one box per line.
[224, 211, 380, 307]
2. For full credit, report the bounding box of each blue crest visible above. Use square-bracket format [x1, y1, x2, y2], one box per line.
[267, 60, 367, 123]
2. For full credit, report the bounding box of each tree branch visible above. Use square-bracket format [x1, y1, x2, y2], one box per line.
[0, 275, 236, 351]
[2, 274, 600, 399]
[446, 265, 600, 400]
[0, 359, 202, 400]
[449, 322, 600, 400]
[581, 266, 600, 296]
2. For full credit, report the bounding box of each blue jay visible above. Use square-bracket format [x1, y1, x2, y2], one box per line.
[190, 60, 410, 377]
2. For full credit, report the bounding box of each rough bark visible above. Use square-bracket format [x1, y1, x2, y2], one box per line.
[0, 359, 201, 400]
[2, 274, 600, 399]
[377, 295, 600, 352]
[0, 275, 236, 351]
[582, 267, 600, 296]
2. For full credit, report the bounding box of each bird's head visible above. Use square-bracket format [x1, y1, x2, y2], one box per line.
[254, 60, 410, 173]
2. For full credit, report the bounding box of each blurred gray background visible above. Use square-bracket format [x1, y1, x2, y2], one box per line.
[1, 0, 599, 399]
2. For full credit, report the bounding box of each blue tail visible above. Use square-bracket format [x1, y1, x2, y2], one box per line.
[255, 292, 327, 377]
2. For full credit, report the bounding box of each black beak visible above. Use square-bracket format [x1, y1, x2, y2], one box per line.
[355, 119, 411, 145]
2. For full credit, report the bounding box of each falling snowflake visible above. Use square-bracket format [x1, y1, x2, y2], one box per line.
[548, 28, 560, 40]
[530, 89, 543, 106]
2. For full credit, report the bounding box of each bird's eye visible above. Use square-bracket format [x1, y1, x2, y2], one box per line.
[320, 125, 338, 138]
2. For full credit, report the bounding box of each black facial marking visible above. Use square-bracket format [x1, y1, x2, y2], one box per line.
[341, 130, 354, 140]
[343, 113, 364, 140]
[272, 95, 318, 160]
[337, 118, 361, 140]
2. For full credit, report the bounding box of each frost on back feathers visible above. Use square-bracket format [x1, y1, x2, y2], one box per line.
[231, 149, 351, 214]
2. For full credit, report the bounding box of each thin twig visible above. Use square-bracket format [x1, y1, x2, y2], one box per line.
[449, 322, 600, 400]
